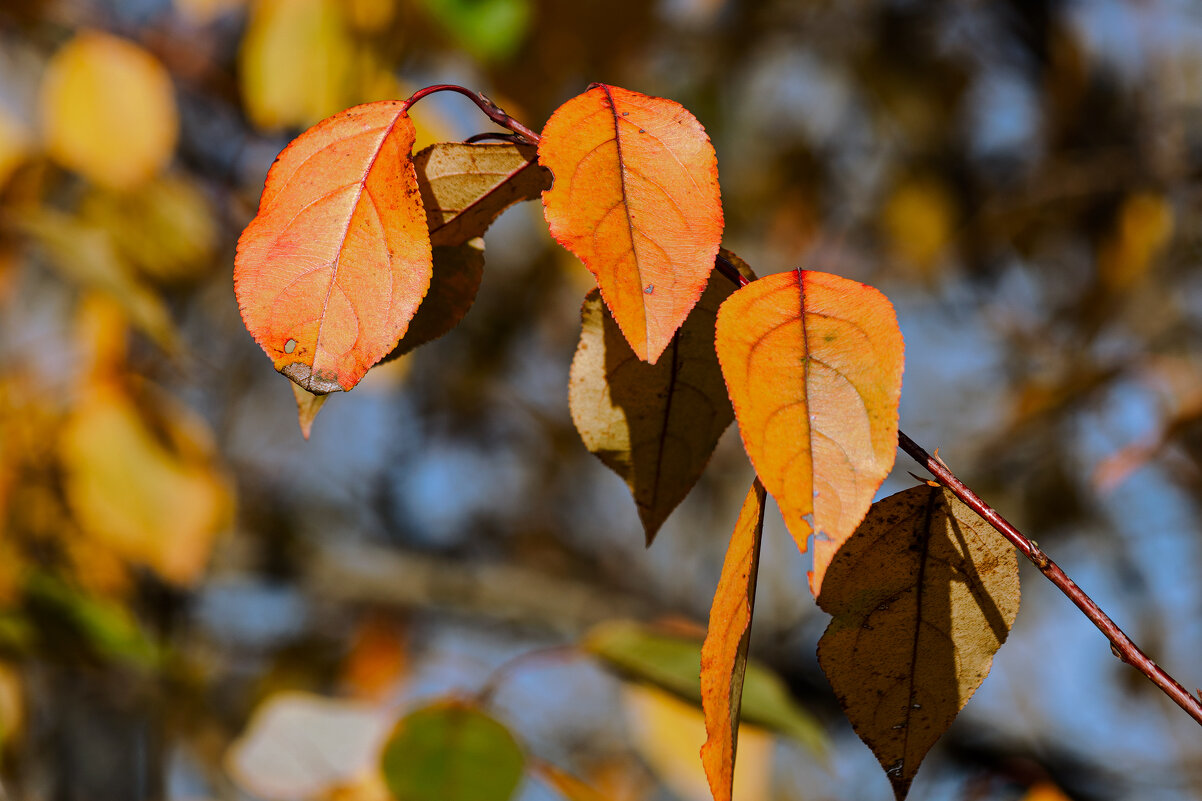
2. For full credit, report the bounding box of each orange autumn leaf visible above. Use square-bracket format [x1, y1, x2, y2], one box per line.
[341, 613, 410, 701]
[235, 101, 432, 394]
[539, 84, 723, 364]
[715, 270, 904, 596]
[700, 478, 765, 801]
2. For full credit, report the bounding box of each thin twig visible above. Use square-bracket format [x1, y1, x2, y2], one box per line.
[475, 645, 584, 707]
[898, 431, 1202, 726]
[404, 84, 541, 146]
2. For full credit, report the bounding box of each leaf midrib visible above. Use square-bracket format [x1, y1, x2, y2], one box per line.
[600, 84, 651, 353]
[311, 107, 408, 383]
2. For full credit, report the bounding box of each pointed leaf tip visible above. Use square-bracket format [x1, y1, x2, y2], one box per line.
[539, 84, 723, 364]
[714, 269, 904, 596]
[700, 478, 766, 801]
[235, 101, 433, 394]
[816, 485, 1020, 799]
[291, 382, 329, 439]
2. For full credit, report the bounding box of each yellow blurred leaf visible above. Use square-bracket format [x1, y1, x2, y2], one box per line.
[75, 293, 133, 381]
[58, 383, 233, 586]
[40, 31, 178, 190]
[80, 173, 218, 285]
[345, 0, 397, 32]
[14, 207, 179, 351]
[1099, 192, 1174, 291]
[620, 684, 772, 801]
[882, 175, 955, 276]
[240, 0, 354, 130]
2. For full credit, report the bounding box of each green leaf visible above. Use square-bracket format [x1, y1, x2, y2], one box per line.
[381, 700, 524, 801]
[418, 0, 531, 62]
[582, 620, 825, 755]
[25, 573, 161, 669]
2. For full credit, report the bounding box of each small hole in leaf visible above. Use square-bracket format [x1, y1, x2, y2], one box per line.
[285, 339, 297, 354]
[644, 284, 654, 294]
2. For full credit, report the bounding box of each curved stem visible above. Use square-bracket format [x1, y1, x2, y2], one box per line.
[404, 84, 541, 146]
[897, 431, 1202, 726]
[475, 645, 582, 707]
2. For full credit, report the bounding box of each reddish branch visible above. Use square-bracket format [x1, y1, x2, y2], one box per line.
[405, 85, 541, 146]
[429, 85, 1202, 726]
[897, 432, 1202, 726]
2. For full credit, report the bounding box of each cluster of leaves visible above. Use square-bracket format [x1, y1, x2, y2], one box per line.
[9, 2, 1202, 799]
[235, 83, 1022, 799]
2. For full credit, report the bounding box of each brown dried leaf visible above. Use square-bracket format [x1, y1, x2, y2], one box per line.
[569, 268, 736, 543]
[413, 142, 551, 247]
[816, 485, 1020, 800]
[387, 239, 485, 359]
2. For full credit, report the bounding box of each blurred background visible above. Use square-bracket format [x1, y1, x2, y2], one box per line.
[2, 0, 1202, 799]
